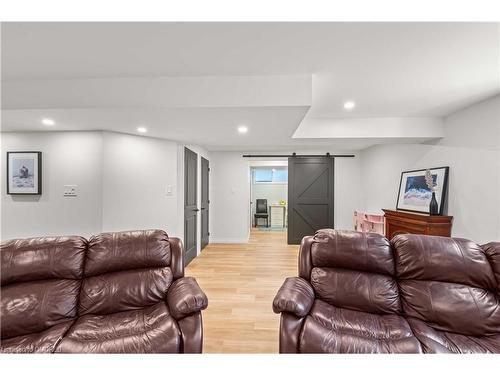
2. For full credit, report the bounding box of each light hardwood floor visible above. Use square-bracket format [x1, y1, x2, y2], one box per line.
[185, 229, 299, 353]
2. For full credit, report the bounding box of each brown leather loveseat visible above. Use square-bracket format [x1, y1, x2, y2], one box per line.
[1, 229, 208, 353]
[273, 229, 500, 353]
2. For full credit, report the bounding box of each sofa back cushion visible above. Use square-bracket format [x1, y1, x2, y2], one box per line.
[311, 229, 394, 275]
[310, 267, 401, 314]
[1, 236, 86, 339]
[309, 230, 401, 314]
[79, 230, 173, 315]
[393, 234, 500, 336]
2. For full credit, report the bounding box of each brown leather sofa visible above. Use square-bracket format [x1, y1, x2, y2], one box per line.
[273, 229, 500, 353]
[1, 229, 208, 353]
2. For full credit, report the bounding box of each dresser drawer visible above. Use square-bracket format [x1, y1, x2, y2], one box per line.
[270, 206, 286, 227]
[383, 209, 453, 240]
[387, 222, 426, 239]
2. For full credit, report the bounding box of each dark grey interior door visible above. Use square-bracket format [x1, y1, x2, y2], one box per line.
[287, 157, 335, 244]
[200, 157, 209, 250]
[184, 147, 198, 265]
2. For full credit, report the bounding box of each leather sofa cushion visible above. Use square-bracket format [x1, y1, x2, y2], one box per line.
[1, 236, 86, 285]
[1, 279, 80, 339]
[299, 300, 422, 353]
[392, 235, 497, 289]
[407, 317, 500, 353]
[398, 279, 500, 336]
[311, 267, 401, 314]
[0, 321, 73, 353]
[312, 230, 394, 276]
[85, 230, 171, 276]
[56, 302, 181, 353]
[393, 234, 500, 336]
[483, 242, 500, 291]
[78, 267, 173, 315]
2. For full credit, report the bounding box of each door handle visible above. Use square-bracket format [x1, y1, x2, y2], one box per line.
[201, 207, 206, 210]
[193, 208, 200, 212]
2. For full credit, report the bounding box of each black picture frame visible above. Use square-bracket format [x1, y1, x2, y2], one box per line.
[396, 166, 449, 215]
[6, 151, 42, 195]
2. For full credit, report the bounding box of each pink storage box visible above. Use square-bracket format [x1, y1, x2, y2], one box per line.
[354, 211, 385, 236]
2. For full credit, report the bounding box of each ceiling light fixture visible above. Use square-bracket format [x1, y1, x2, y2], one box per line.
[136, 126, 147, 133]
[41, 118, 55, 126]
[343, 101, 356, 110]
[237, 125, 248, 134]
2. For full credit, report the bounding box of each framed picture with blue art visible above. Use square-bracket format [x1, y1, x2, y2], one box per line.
[7, 151, 42, 195]
[396, 166, 449, 215]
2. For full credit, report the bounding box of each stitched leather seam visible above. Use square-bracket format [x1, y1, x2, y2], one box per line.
[310, 312, 412, 341]
[65, 317, 170, 342]
[442, 331, 464, 353]
[313, 321, 415, 342]
[310, 266, 394, 279]
[75, 238, 89, 322]
[309, 262, 394, 277]
[52, 321, 76, 353]
[404, 319, 423, 353]
[399, 279, 494, 295]
[417, 333, 456, 353]
[83, 264, 172, 278]
[465, 285, 483, 322]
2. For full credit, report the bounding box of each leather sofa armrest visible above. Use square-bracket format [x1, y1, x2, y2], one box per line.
[273, 277, 315, 317]
[177, 312, 203, 353]
[167, 277, 208, 320]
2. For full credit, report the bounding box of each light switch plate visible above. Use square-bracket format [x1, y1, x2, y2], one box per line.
[166, 185, 173, 196]
[63, 185, 77, 196]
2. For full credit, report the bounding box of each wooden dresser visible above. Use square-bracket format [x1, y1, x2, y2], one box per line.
[383, 209, 453, 240]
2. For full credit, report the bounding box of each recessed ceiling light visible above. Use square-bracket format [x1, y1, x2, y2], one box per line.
[41, 118, 55, 126]
[237, 125, 248, 134]
[343, 101, 356, 110]
[136, 127, 147, 133]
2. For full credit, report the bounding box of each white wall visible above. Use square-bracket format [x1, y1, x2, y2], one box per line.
[209, 152, 251, 242]
[334, 155, 364, 230]
[101, 132, 180, 237]
[1, 131, 186, 241]
[361, 95, 500, 243]
[251, 183, 287, 214]
[1, 132, 103, 240]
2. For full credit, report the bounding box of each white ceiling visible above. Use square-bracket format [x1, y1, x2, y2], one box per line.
[1, 106, 437, 151]
[1, 22, 499, 150]
[2, 107, 317, 151]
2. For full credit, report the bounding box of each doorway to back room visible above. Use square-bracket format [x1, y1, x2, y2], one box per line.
[250, 165, 288, 234]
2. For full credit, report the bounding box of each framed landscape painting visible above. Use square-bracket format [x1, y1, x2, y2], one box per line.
[396, 166, 449, 215]
[7, 151, 42, 195]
